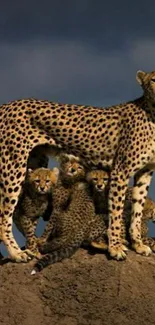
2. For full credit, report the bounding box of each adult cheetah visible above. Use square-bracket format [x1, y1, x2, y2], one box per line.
[1, 70, 155, 262]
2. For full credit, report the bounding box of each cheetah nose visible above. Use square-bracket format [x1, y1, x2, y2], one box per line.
[71, 168, 76, 173]
[97, 184, 102, 189]
[40, 186, 45, 191]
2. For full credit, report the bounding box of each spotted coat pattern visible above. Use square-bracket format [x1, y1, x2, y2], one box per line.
[1, 70, 155, 261]
[34, 179, 107, 272]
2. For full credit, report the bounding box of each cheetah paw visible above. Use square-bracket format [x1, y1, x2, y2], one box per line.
[27, 249, 42, 259]
[109, 244, 128, 260]
[132, 243, 152, 256]
[11, 249, 35, 263]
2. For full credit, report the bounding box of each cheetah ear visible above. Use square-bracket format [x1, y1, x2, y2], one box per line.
[136, 70, 146, 85]
[59, 153, 69, 164]
[67, 154, 79, 162]
[28, 168, 33, 174]
[53, 167, 60, 179]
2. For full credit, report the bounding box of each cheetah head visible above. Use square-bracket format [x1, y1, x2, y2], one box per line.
[86, 169, 109, 192]
[27, 167, 59, 194]
[136, 70, 155, 104]
[59, 154, 86, 182]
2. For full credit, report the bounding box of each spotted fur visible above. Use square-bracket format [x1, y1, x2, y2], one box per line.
[122, 188, 155, 251]
[87, 170, 155, 252]
[1, 70, 155, 261]
[33, 180, 107, 272]
[13, 167, 59, 258]
[37, 153, 87, 246]
[0, 167, 59, 260]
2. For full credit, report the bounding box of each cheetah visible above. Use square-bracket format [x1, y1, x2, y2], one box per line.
[0, 167, 59, 258]
[1, 70, 155, 261]
[13, 167, 59, 257]
[37, 153, 87, 246]
[31, 175, 107, 273]
[86, 169, 109, 215]
[85, 169, 110, 250]
[122, 188, 155, 251]
[86, 169, 155, 251]
[1, 154, 86, 257]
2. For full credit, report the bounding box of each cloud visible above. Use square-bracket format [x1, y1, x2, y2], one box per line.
[1, 38, 154, 106]
[130, 40, 155, 70]
[0, 36, 155, 108]
[1, 0, 155, 48]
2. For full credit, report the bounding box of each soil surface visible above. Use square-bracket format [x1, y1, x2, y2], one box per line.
[0, 248, 155, 325]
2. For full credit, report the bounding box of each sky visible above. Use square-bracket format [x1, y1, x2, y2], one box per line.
[1, 0, 155, 255]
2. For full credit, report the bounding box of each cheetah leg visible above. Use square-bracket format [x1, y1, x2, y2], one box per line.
[89, 217, 108, 250]
[130, 169, 153, 256]
[1, 202, 34, 262]
[120, 189, 133, 246]
[14, 216, 41, 259]
[108, 169, 129, 260]
[1, 165, 35, 262]
[120, 218, 129, 246]
[120, 206, 132, 247]
[37, 213, 57, 247]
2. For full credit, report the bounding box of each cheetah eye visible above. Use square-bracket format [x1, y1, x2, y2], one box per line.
[34, 179, 40, 184]
[151, 78, 155, 82]
[46, 180, 50, 184]
[103, 178, 109, 182]
[93, 177, 98, 181]
[78, 166, 83, 170]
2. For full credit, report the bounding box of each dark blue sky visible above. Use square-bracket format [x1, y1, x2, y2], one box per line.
[1, 0, 155, 255]
[1, 0, 155, 106]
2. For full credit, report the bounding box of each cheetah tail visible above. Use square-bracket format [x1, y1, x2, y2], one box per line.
[31, 244, 79, 273]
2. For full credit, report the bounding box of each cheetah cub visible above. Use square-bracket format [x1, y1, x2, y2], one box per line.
[85, 169, 110, 249]
[141, 198, 155, 251]
[13, 167, 59, 257]
[87, 170, 155, 251]
[122, 188, 155, 251]
[32, 171, 107, 273]
[37, 153, 86, 247]
[86, 169, 109, 214]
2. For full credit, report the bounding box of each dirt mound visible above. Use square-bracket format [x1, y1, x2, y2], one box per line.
[0, 249, 155, 325]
